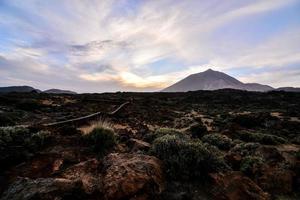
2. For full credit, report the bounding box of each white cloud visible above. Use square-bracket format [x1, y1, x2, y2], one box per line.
[0, 0, 299, 91]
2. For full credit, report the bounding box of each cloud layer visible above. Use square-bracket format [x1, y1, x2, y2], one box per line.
[0, 0, 300, 92]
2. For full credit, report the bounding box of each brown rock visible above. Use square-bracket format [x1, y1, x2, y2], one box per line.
[1, 177, 85, 200]
[255, 146, 284, 163]
[128, 138, 151, 152]
[225, 152, 242, 170]
[257, 168, 294, 195]
[60, 159, 102, 194]
[102, 153, 164, 200]
[210, 172, 270, 200]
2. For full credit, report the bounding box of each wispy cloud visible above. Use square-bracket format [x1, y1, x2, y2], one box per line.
[0, 0, 299, 91]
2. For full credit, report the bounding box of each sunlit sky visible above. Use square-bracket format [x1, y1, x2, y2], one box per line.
[0, 0, 300, 92]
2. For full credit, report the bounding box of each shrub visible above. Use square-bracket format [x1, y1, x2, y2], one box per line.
[16, 99, 41, 111]
[202, 133, 233, 150]
[233, 114, 262, 128]
[232, 113, 275, 129]
[84, 126, 116, 156]
[240, 156, 264, 176]
[0, 113, 15, 126]
[26, 130, 51, 151]
[0, 126, 50, 170]
[231, 142, 260, 156]
[187, 123, 207, 138]
[151, 134, 228, 181]
[295, 150, 300, 160]
[143, 128, 187, 143]
[236, 131, 287, 145]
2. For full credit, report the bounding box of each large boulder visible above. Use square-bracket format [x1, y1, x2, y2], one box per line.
[257, 168, 295, 195]
[210, 172, 270, 200]
[0, 177, 85, 200]
[254, 146, 284, 163]
[60, 159, 102, 194]
[102, 153, 164, 200]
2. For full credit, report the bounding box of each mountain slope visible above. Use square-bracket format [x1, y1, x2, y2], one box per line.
[0, 86, 40, 93]
[43, 89, 77, 94]
[274, 87, 300, 92]
[162, 69, 273, 92]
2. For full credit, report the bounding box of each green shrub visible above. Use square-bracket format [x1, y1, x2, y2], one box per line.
[143, 128, 187, 143]
[202, 133, 233, 150]
[0, 126, 50, 170]
[16, 99, 41, 111]
[240, 156, 264, 176]
[84, 127, 116, 156]
[236, 131, 287, 145]
[0, 113, 15, 126]
[187, 123, 207, 138]
[151, 134, 228, 181]
[231, 142, 260, 156]
[26, 130, 51, 151]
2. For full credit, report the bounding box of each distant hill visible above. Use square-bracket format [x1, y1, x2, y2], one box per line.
[43, 89, 77, 94]
[162, 69, 273, 92]
[0, 86, 41, 93]
[274, 87, 300, 92]
[0, 86, 76, 94]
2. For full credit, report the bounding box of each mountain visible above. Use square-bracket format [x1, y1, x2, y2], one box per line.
[0, 86, 76, 94]
[244, 83, 274, 92]
[162, 69, 273, 92]
[43, 89, 77, 94]
[274, 87, 300, 92]
[0, 86, 41, 93]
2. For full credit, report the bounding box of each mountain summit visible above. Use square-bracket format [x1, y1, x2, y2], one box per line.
[162, 69, 273, 92]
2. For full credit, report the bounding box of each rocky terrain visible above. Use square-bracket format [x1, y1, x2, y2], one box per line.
[0, 90, 300, 200]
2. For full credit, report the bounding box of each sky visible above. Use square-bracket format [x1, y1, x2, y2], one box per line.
[0, 0, 300, 93]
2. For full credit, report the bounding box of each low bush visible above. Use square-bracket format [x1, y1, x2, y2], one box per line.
[150, 133, 228, 181]
[233, 114, 263, 128]
[0, 113, 15, 126]
[202, 133, 233, 150]
[232, 113, 276, 129]
[240, 156, 264, 176]
[0, 126, 51, 170]
[143, 128, 188, 143]
[84, 126, 116, 156]
[15, 99, 41, 111]
[231, 142, 260, 156]
[187, 123, 207, 138]
[236, 131, 287, 145]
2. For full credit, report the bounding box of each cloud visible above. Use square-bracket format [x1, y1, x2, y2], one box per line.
[239, 68, 300, 87]
[0, 0, 299, 92]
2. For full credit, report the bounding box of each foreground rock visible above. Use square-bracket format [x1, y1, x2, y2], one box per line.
[210, 172, 270, 200]
[257, 167, 294, 195]
[102, 153, 164, 200]
[1, 177, 85, 200]
[60, 159, 102, 194]
[127, 138, 151, 152]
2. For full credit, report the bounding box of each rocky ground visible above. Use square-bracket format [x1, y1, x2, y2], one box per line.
[0, 89, 300, 200]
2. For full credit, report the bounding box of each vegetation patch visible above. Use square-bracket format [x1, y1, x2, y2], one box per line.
[202, 133, 233, 150]
[231, 142, 260, 156]
[143, 127, 188, 143]
[0, 126, 50, 170]
[187, 123, 207, 138]
[83, 121, 117, 156]
[240, 156, 264, 176]
[235, 130, 287, 145]
[151, 132, 228, 181]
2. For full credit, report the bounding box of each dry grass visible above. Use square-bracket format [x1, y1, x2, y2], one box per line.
[79, 118, 113, 135]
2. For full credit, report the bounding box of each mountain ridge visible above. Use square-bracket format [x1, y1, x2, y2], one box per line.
[0, 86, 76, 94]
